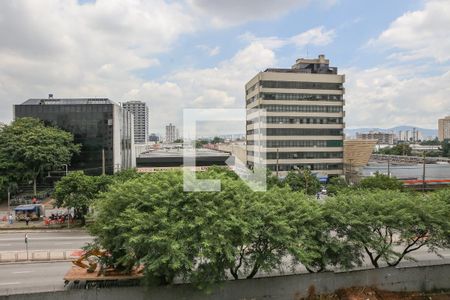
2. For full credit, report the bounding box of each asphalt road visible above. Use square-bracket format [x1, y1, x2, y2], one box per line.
[0, 262, 69, 295]
[0, 231, 93, 252]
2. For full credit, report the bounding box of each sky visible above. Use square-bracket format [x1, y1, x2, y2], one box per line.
[0, 0, 449, 136]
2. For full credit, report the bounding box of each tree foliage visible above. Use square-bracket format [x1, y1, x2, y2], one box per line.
[89, 169, 363, 288]
[0, 118, 80, 195]
[283, 169, 321, 195]
[54, 171, 112, 224]
[326, 189, 450, 268]
[378, 144, 412, 156]
[358, 172, 403, 190]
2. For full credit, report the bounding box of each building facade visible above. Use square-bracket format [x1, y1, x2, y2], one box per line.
[246, 55, 345, 176]
[165, 123, 178, 143]
[356, 131, 394, 145]
[438, 116, 450, 141]
[14, 97, 135, 175]
[122, 101, 149, 144]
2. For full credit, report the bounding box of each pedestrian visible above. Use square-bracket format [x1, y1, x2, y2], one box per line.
[8, 213, 13, 225]
[316, 192, 320, 200]
[25, 215, 30, 226]
[32, 196, 37, 204]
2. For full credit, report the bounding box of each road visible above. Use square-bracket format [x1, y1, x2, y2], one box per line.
[0, 262, 68, 295]
[0, 231, 93, 252]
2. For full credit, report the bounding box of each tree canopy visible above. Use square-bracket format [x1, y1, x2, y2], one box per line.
[54, 171, 112, 224]
[358, 172, 403, 190]
[0, 118, 80, 195]
[283, 169, 321, 195]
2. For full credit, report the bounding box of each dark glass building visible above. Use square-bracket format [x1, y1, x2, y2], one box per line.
[14, 97, 135, 175]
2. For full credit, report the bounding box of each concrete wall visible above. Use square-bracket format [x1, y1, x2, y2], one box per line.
[2, 263, 449, 300]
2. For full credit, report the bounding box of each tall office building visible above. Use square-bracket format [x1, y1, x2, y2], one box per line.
[14, 96, 135, 175]
[122, 101, 149, 144]
[165, 123, 177, 143]
[246, 55, 345, 176]
[438, 116, 450, 141]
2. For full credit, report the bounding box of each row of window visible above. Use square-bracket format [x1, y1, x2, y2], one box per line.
[258, 105, 343, 113]
[247, 162, 343, 171]
[247, 140, 343, 147]
[260, 81, 343, 90]
[247, 128, 343, 136]
[246, 93, 343, 105]
[261, 92, 342, 101]
[16, 104, 113, 113]
[247, 117, 343, 125]
[247, 151, 343, 159]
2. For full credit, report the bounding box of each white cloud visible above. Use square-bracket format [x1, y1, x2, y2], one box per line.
[121, 42, 276, 133]
[344, 66, 450, 129]
[0, 0, 194, 123]
[240, 27, 335, 50]
[196, 45, 221, 56]
[187, 0, 309, 28]
[371, 0, 450, 62]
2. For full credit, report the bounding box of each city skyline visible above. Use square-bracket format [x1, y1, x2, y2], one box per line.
[0, 0, 449, 134]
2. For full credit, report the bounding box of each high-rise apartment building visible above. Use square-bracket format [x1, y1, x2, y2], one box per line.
[14, 96, 135, 175]
[246, 55, 345, 176]
[356, 131, 394, 145]
[165, 123, 178, 143]
[122, 101, 149, 144]
[438, 116, 450, 141]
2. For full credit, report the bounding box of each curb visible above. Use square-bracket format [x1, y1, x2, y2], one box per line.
[0, 229, 88, 233]
[0, 259, 72, 266]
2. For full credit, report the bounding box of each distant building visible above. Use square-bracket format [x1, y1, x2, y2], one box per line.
[165, 123, 177, 143]
[14, 96, 135, 175]
[122, 101, 149, 144]
[356, 131, 394, 145]
[246, 55, 345, 176]
[438, 116, 450, 141]
[149, 133, 159, 142]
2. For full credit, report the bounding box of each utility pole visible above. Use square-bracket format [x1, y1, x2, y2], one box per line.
[422, 151, 426, 193]
[102, 149, 106, 175]
[276, 148, 279, 177]
[348, 159, 353, 184]
[387, 156, 391, 177]
[7, 186, 11, 212]
[25, 233, 29, 261]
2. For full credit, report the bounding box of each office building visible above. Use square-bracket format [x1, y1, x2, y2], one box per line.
[14, 96, 135, 175]
[356, 131, 394, 145]
[165, 123, 178, 143]
[122, 101, 149, 144]
[438, 116, 450, 141]
[246, 55, 345, 176]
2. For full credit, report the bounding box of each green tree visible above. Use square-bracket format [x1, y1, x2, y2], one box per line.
[326, 189, 450, 268]
[359, 172, 403, 190]
[211, 136, 225, 144]
[54, 171, 112, 225]
[284, 169, 321, 195]
[0, 118, 80, 195]
[442, 140, 450, 157]
[326, 176, 349, 196]
[379, 144, 412, 156]
[89, 171, 329, 287]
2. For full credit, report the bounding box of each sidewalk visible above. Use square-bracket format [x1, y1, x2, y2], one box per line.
[0, 249, 82, 263]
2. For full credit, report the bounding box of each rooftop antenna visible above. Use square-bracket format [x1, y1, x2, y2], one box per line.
[306, 45, 309, 58]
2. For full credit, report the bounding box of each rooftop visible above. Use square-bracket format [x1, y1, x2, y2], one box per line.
[265, 54, 338, 75]
[20, 97, 117, 106]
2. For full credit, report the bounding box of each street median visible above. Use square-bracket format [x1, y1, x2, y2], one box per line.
[0, 249, 82, 263]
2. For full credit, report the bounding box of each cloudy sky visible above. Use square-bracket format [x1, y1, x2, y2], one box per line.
[0, 0, 449, 135]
